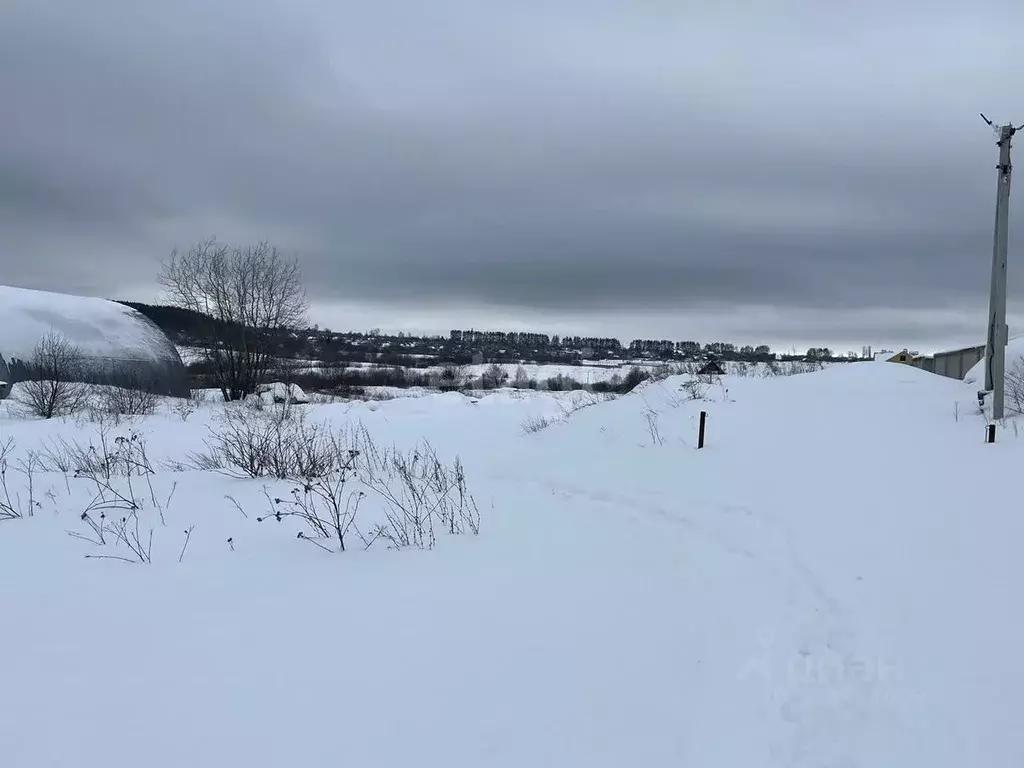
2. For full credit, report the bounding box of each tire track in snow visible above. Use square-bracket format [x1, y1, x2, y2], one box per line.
[497, 471, 888, 766]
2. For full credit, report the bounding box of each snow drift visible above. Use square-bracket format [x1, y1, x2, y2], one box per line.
[964, 336, 1024, 385]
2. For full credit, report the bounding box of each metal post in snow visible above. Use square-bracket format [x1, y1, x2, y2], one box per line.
[981, 114, 1020, 421]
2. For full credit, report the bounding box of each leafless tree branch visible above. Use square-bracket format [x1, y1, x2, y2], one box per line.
[15, 332, 90, 419]
[159, 238, 308, 401]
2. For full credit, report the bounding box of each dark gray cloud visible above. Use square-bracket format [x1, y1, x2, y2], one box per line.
[2, 0, 1024, 347]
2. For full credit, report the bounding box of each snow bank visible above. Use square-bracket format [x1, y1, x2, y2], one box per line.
[257, 381, 309, 404]
[964, 337, 1024, 385]
[0, 362, 1021, 765]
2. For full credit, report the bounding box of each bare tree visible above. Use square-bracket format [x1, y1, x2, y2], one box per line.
[97, 379, 158, 417]
[159, 239, 308, 401]
[436, 364, 469, 393]
[480, 363, 508, 390]
[512, 365, 532, 389]
[16, 332, 90, 419]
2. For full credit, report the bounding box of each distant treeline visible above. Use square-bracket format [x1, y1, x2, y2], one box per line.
[184, 359, 661, 397]
[121, 301, 859, 368]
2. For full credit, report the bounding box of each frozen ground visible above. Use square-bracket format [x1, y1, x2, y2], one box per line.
[0, 363, 1019, 766]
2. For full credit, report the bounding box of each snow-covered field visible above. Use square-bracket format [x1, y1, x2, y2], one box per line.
[422, 360, 678, 383]
[1, 363, 1019, 766]
[436, 359, 834, 384]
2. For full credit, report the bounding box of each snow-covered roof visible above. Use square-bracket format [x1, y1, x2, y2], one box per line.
[873, 350, 909, 362]
[0, 285, 181, 365]
[0, 284, 188, 396]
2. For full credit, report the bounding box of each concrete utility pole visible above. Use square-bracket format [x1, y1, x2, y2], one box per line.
[981, 114, 1021, 421]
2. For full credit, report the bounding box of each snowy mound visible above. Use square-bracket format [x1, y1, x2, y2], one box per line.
[256, 382, 310, 404]
[964, 337, 1024, 385]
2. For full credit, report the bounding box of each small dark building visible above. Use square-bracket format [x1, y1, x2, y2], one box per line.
[0, 284, 190, 398]
[698, 360, 725, 376]
[0, 354, 10, 399]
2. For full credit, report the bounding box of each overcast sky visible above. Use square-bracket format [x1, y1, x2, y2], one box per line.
[3, 1, 1024, 352]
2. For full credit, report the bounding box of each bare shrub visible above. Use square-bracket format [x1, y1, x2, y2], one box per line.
[159, 238, 308, 402]
[97, 383, 158, 417]
[15, 332, 90, 418]
[189, 406, 337, 479]
[521, 413, 555, 434]
[73, 507, 154, 564]
[73, 401, 118, 427]
[643, 409, 665, 446]
[172, 392, 201, 421]
[259, 449, 366, 552]
[295, 365, 431, 395]
[619, 366, 651, 393]
[592, 372, 623, 393]
[257, 428, 480, 553]
[0, 440, 43, 520]
[650, 363, 686, 382]
[480, 363, 509, 390]
[760, 360, 824, 378]
[545, 373, 585, 392]
[791, 360, 825, 375]
[40, 423, 154, 480]
[437, 364, 469, 392]
[72, 493, 182, 564]
[680, 378, 708, 401]
[521, 391, 611, 434]
[363, 389, 398, 402]
[360, 435, 480, 548]
[1005, 357, 1024, 414]
[511, 365, 533, 389]
[64, 431, 177, 562]
[561, 390, 613, 414]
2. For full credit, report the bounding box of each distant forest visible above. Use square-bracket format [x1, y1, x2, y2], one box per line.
[120, 301, 859, 368]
